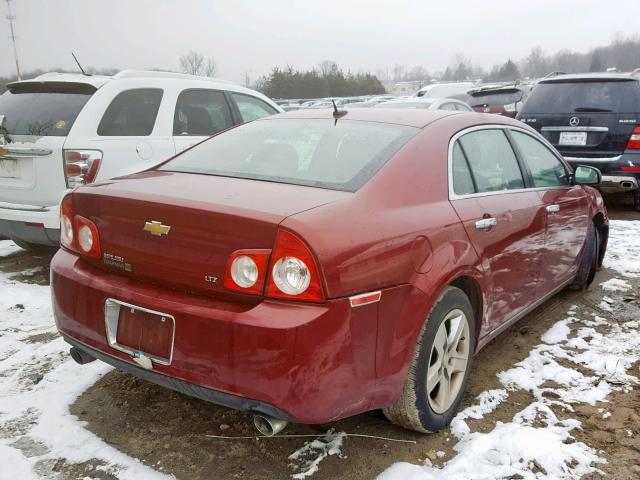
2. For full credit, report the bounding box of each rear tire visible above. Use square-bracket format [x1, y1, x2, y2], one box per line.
[569, 223, 598, 290]
[383, 286, 476, 433]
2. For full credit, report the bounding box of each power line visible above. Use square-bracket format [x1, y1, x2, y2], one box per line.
[5, 0, 20, 80]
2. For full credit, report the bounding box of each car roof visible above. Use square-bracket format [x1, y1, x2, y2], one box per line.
[262, 108, 460, 128]
[540, 72, 640, 83]
[7, 70, 258, 95]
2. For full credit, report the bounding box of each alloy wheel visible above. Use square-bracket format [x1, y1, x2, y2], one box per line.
[427, 309, 471, 414]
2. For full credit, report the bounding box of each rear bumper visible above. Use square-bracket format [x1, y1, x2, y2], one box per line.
[51, 249, 420, 424]
[0, 201, 61, 245]
[565, 152, 640, 194]
[599, 175, 638, 194]
[62, 334, 294, 421]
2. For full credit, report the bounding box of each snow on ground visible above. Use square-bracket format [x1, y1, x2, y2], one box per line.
[603, 219, 640, 277]
[288, 430, 347, 479]
[0, 239, 22, 258]
[0, 241, 170, 480]
[378, 220, 640, 480]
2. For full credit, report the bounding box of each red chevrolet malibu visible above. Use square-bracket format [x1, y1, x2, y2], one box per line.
[51, 109, 608, 434]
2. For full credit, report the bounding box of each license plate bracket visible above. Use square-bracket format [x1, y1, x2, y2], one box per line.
[559, 131, 587, 146]
[104, 298, 175, 366]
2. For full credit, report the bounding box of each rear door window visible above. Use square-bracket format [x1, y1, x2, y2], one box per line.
[458, 129, 525, 193]
[174, 89, 234, 136]
[511, 131, 570, 188]
[521, 80, 640, 113]
[0, 82, 94, 136]
[231, 93, 278, 122]
[98, 88, 163, 136]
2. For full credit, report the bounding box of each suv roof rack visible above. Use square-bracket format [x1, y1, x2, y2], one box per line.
[113, 69, 232, 84]
[543, 71, 567, 78]
[631, 68, 640, 78]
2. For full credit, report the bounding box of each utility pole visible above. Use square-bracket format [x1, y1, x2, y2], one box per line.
[6, 0, 20, 80]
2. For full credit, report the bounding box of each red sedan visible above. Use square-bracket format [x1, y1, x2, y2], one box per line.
[51, 108, 608, 434]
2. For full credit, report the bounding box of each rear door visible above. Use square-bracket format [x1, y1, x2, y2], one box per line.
[519, 79, 640, 158]
[0, 82, 94, 206]
[172, 89, 235, 154]
[90, 88, 175, 177]
[509, 129, 589, 292]
[449, 127, 547, 334]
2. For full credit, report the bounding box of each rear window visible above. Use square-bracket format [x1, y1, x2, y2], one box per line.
[159, 119, 417, 192]
[469, 89, 523, 107]
[0, 82, 93, 136]
[521, 80, 640, 114]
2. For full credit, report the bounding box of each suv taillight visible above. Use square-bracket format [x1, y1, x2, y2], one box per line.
[64, 150, 102, 188]
[627, 127, 640, 150]
[60, 193, 102, 259]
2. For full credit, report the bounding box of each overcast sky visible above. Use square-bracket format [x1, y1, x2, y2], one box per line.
[1, 0, 638, 83]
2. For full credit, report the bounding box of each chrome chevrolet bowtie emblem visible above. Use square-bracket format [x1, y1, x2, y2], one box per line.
[143, 221, 171, 237]
[569, 116, 580, 127]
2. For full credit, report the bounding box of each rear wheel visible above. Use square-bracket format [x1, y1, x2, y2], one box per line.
[383, 286, 476, 433]
[569, 223, 598, 290]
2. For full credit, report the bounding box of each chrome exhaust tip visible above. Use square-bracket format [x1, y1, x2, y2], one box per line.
[69, 346, 96, 365]
[253, 414, 288, 436]
[621, 181, 634, 189]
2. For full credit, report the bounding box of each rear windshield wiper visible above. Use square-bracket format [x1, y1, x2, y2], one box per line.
[573, 107, 612, 113]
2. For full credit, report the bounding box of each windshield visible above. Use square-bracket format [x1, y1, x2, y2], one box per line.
[0, 83, 94, 136]
[521, 80, 640, 114]
[159, 118, 418, 192]
[469, 90, 523, 107]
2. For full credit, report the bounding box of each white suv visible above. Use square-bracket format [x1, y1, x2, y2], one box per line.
[0, 70, 282, 249]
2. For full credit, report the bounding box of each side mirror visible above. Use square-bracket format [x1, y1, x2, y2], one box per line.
[573, 165, 601, 186]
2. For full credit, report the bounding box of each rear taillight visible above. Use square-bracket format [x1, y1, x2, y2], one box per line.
[627, 126, 640, 150]
[224, 249, 271, 295]
[265, 230, 325, 302]
[60, 194, 75, 250]
[59, 193, 101, 259]
[64, 150, 102, 188]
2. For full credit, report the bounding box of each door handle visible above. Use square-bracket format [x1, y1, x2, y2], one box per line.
[546, 204, 560, 213]
[475, 217, 497, 229]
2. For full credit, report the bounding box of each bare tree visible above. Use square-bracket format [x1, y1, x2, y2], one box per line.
[179, 51, 217, 77]
[180, 50, 204, 75]
[318, 60, 338, 77]
[204, 58, 217, 77]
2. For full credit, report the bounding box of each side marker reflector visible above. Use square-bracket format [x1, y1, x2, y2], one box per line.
[349, 291, 382, 307]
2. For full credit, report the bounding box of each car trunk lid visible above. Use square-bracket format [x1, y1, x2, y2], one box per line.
[73, 171, 349, 298]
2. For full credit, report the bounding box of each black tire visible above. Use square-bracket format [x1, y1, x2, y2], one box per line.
[569, 223, 598, 290]
[383, 286, 476, 433]
[11, 238, 57, 255]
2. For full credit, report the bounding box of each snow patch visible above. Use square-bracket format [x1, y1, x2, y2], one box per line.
[603, 220, 640, 277]
[0, 239, 23, 257]
[599, 277, 631, 292]
[288, 430, 346, 479]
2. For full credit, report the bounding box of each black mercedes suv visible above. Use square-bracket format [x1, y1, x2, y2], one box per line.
[517, 72, 640, 209]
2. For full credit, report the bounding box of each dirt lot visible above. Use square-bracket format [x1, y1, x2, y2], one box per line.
[1, 203, 639, 480]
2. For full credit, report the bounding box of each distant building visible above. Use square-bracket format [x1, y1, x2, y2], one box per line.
[383, 80, 427, 96]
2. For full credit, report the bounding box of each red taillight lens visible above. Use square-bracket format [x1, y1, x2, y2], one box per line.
[627, 127, 640, 150]
[64, 150, 102, 188]
[59, 194, 101, 258]
[224, 249, 271, 295]
[265, 230, 325, 302]
[60, 194, 75, 250]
